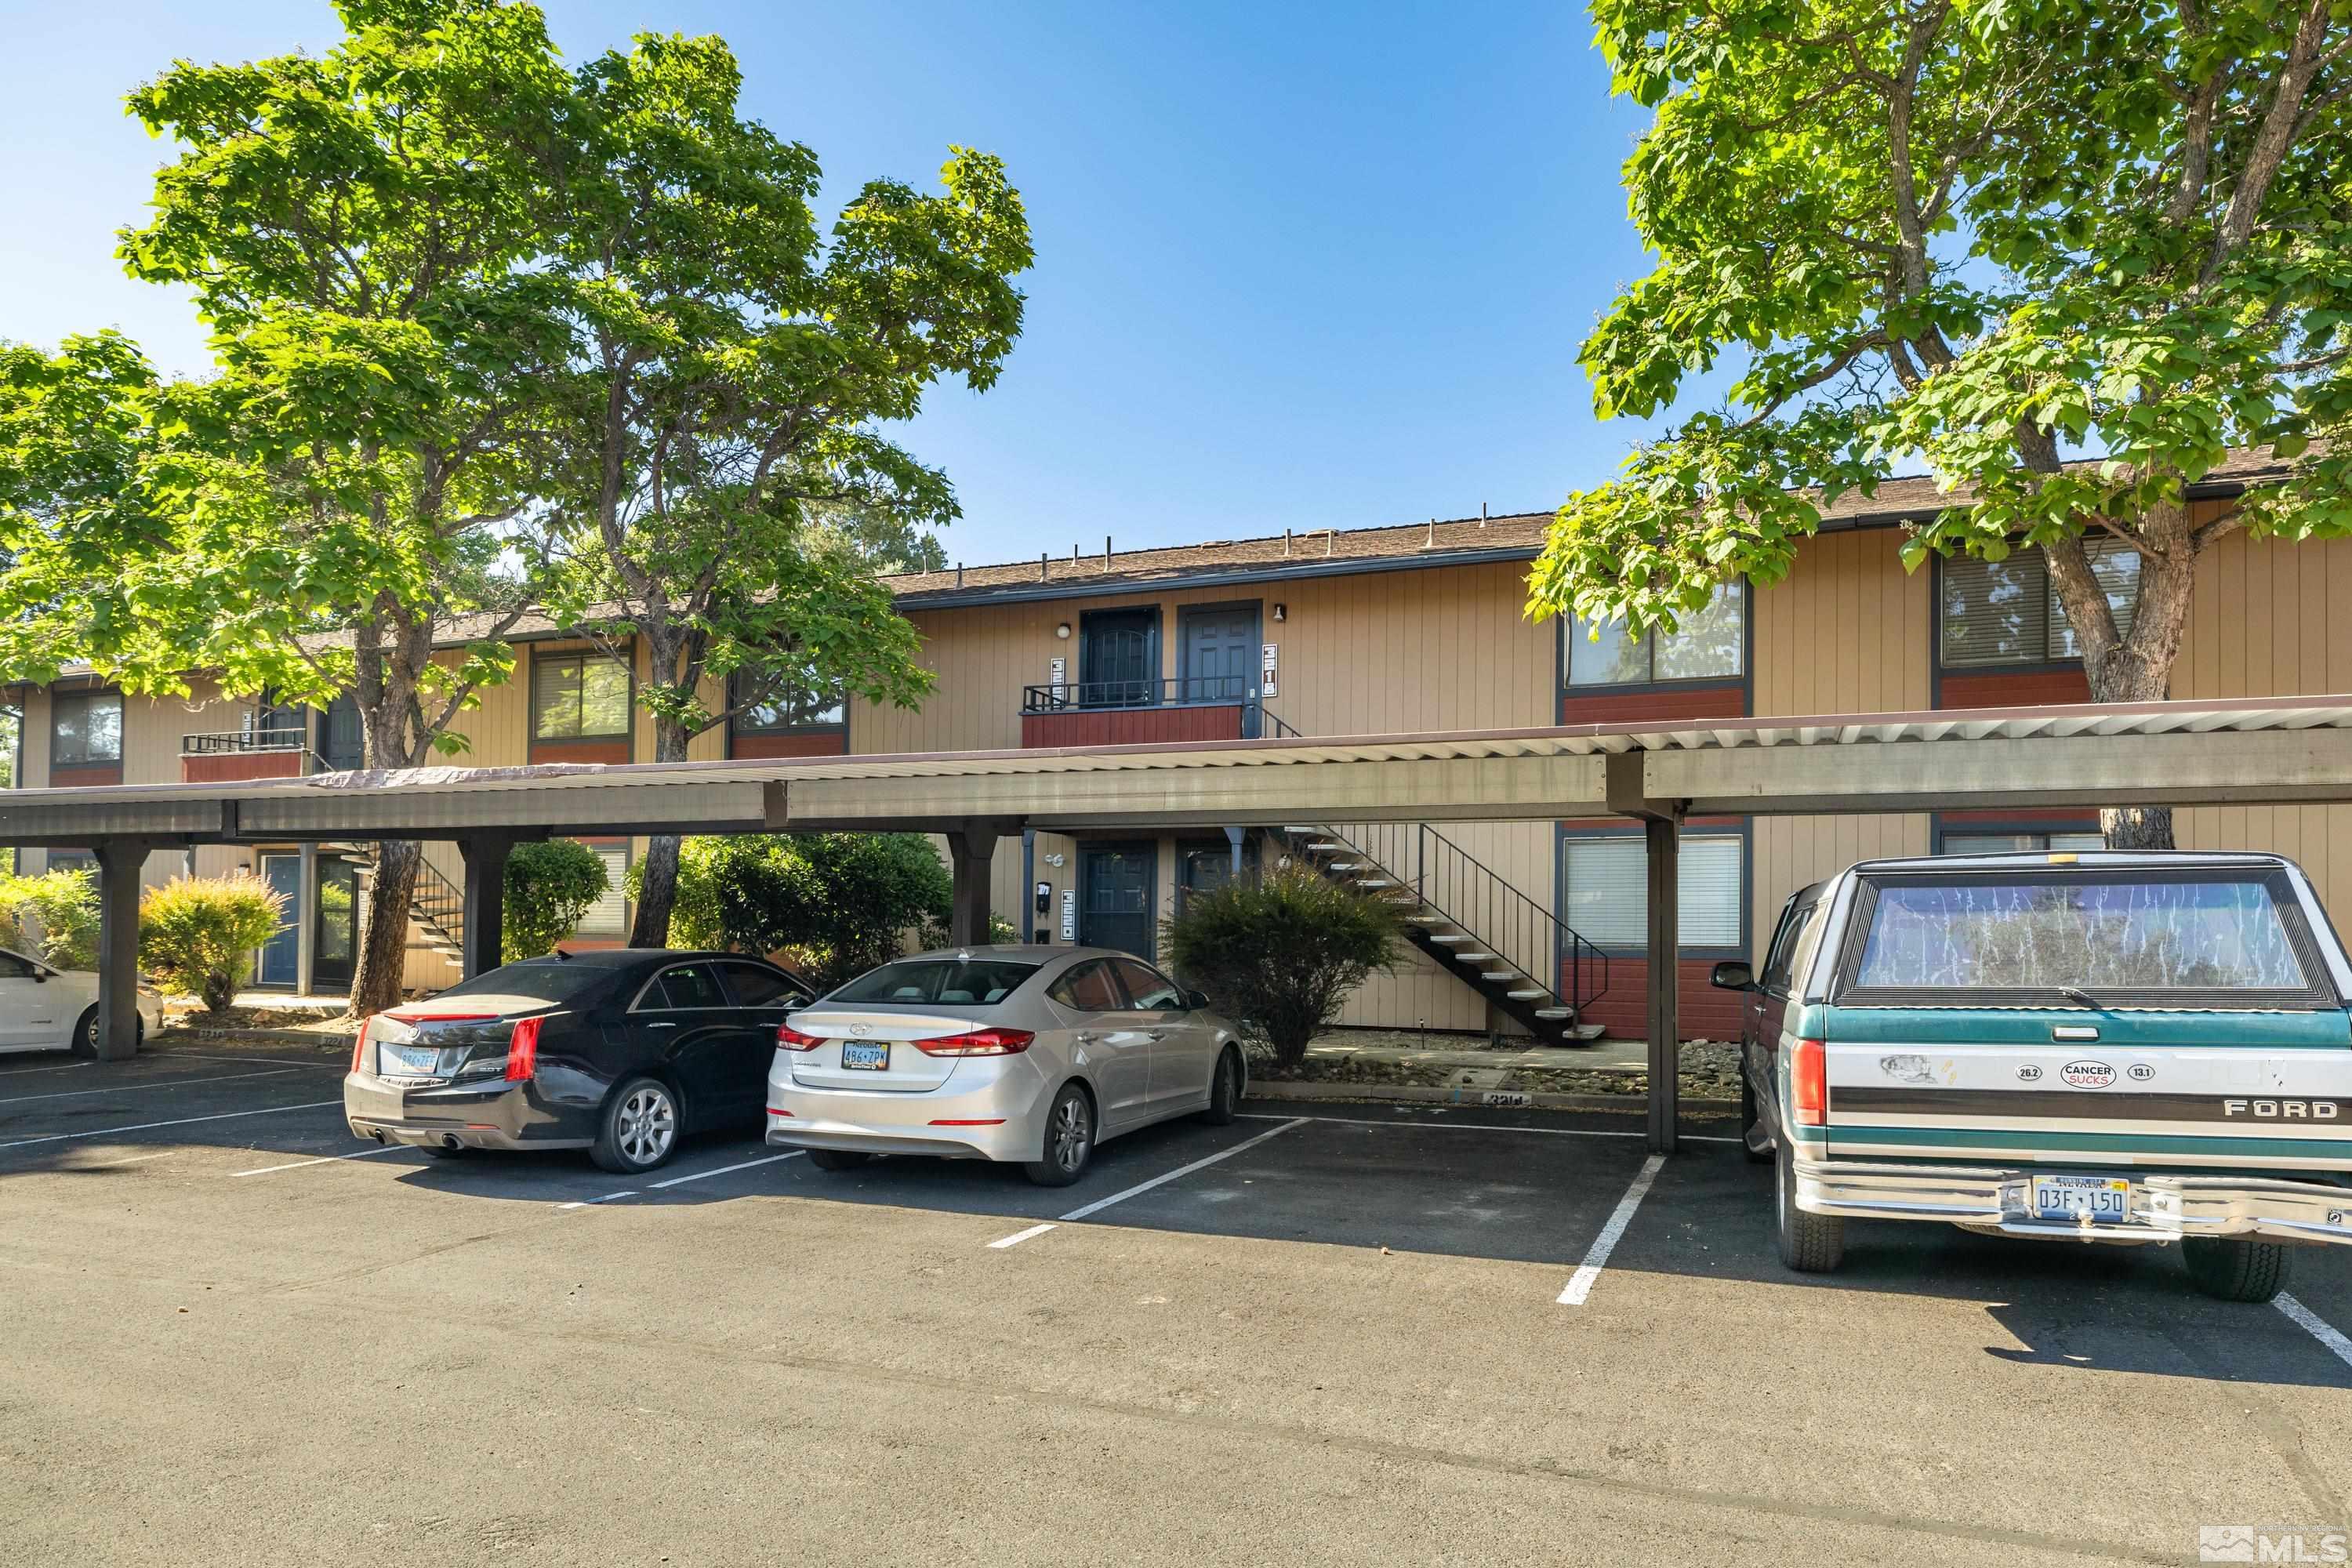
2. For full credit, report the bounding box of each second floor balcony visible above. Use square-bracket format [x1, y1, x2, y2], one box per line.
[1018, 677, 1298, 747]
[180, 727, 310, 784]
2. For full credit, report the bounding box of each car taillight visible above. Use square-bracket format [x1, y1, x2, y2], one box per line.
[776, 1025, 824, 1051]
[913, 1028, 1034, 1057]
[350, 1015, 375, 1075]
[1791, 1038, 1828, 1127]
[506, 1016, 543, 1082]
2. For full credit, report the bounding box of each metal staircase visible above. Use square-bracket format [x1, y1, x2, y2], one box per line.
[1276, 822, 1609, 1046]
[332, 845, 466, 964]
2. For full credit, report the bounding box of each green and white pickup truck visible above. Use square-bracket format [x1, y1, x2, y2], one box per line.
[1716, 851, 2352, 1302]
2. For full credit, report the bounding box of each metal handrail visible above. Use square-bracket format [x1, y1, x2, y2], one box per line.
[183, 728, 307, 755]
[1261, 707, 1304, 739]
[1313, 821, 1608, 1025]
[1020, 675, 1258, 713]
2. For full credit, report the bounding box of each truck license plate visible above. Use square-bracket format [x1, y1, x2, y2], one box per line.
[2033, 1174, 2131, 1223]
[840, 1041, 889, 1071]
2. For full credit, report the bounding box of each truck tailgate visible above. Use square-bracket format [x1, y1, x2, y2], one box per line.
[1820, 1008, 2352, 1171]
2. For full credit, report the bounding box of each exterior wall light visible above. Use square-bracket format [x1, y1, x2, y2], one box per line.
[1272, 604, 1287, 622]
[1054, 622, 1072, 639]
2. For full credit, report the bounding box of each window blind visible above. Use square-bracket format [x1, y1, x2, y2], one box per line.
[1561, 833, 1744, 950]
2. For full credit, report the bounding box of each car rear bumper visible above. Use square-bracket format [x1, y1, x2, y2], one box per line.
[1795, 1156, 2352, 1246]
[764, 1065, 1054, 1163]
[343, 1073, 592, 1152]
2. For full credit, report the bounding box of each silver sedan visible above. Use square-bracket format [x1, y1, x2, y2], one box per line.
[765, 945, 1247, 1185]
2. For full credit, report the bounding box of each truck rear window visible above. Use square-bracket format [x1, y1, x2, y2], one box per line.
[1850, 877, 2311, 993]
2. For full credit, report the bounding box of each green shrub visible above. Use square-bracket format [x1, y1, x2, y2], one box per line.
[140, 874, 286, 1014]
[1160, 862, 1404, 1069]
[503, 840, 613, 960]
[0, 869, 100, 971]
[645, 833, 953, 988]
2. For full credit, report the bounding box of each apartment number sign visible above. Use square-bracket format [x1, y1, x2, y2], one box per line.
[1060, 888, 1077, 941]
[1261, 643, 1278, 699]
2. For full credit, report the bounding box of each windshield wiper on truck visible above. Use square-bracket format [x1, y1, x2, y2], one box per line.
[2060, 985, 2106, 1010]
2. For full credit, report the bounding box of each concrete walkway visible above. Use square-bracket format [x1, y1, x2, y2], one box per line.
[1301, 1034, 1650, 1074]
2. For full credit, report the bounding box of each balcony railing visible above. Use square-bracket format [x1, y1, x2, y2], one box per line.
[1020, 675, 1260, 713]
[182, 728, 307, 755]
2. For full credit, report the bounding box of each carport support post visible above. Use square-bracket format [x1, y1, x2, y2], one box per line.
[457, 835, 515, 979]
[1643, 816, 1681, 1155]
[93, 838, 162, 1061]
[943, 818, 1021, 946]
[1606, 750, 1684, 1156]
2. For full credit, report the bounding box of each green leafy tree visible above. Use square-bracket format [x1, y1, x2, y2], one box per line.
[0, 869, 100, 970]
[641, 833, 952, 986]
[139, 874, 286, 1014]
[1161, 863, 1404, 1069]
[502, 840, 612, 960]
[1530, 0, 2351, 847]
[0, 0, 576, 1017]
[543, 32, 1029, 942]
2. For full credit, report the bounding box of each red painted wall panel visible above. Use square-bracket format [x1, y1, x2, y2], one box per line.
[729, 730, 849, 760]
[1022, 704, 1246, 749]
[528, 737, 631, 766]
[49, 763, 123, 788]
[180, 752, 303, 785]
[1936, 668, 2092, 709]
[1566, 956, 1748, 1044]
[1560, 684, 1748, 725]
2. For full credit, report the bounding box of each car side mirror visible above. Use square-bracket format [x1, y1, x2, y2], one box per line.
[31, 970, 48, 984]
[1709, 960, 1755, 992]
[1185, 989, 1212, 1011]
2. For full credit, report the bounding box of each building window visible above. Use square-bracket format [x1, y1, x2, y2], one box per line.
[532, 653, 632, 742]
[45, 849, 97, 878]
[1938, 828, 2107, 856]
[1559, 833, 1744, 952]
[731, 670, 845, 732]
[52, 690, 123, 768]
[1566, 581, 1744, 687]
[1940, 544, 2140, 669]
[572, 842, 630, 938]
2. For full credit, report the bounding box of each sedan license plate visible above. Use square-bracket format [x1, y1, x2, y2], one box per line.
[386, 1044, 441, 1076]
[2033, 1174, 2131, 1224]
[840, 1040, 890, 1071]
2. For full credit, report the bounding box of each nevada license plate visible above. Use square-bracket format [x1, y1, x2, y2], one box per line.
[2033, 1174, 2132, 1223]
[840, 1041, 889, 1071]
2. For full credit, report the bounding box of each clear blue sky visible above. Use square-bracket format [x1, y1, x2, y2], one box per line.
[0, 1, 1693, 568]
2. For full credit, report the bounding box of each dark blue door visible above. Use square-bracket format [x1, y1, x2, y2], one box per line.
[257, 854, 301, 987]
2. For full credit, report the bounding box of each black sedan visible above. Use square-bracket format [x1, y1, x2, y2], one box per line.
[343, 949, 815, 1174]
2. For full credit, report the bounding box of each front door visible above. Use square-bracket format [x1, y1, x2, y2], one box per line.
[256, 853, 301, 988]
[1080, 844, 1156, 959]
[1080, 610, 1158, 708]
[1178, 604, 1258, 707]
[311, 857, 360, 993]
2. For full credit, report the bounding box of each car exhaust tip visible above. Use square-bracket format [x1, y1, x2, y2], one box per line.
[441, 1134, 463, 1151]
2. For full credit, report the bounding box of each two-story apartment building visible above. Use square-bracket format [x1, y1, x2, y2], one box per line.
[9, 448, 2337, 1041]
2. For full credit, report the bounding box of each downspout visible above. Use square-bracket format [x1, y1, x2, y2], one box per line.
[1022, 827, 1036, 944]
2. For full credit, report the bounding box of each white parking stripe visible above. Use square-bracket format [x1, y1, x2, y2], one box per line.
[1057, 1117, 1310, 1222]
[1558, 1152, 1665, 1307]
[558, 1191, 639, 1210]
[0, 1099, 343, 1153]
[147, 1052, 347, 1069]
[1238, 1111, 1739, 1145]
[0, 1068, 299, 1107]
[233, 1145, 406, 1178]
[0, 1058, 95, 1076]
[647, 1149, 805, 1190]
[987, 1222, 1058, 1249]
[2275, 1293, 2352, 1374]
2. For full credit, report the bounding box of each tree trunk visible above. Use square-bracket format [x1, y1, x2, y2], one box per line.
[626, 719, 695, 947]
[2044, 509, 2203, 852]
[350, 837, 422, 1014]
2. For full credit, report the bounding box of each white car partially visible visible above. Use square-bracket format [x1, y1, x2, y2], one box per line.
[0, 946, 164, 1056]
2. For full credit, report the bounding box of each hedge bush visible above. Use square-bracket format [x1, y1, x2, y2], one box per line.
[643, 833, 953, 988]
[503, 840, 612, 960]
[1160, 862, 1403, 1069]
[0, 868, 99, 971]
[140, 874, 286, 1014]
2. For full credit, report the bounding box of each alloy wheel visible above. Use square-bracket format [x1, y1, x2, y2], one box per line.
[1051, 1093, 1091, 1171]
[618, 1084, 677, 1166]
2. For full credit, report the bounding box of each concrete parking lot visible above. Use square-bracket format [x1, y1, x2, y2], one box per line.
[3, 1040, 2349, 1566]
